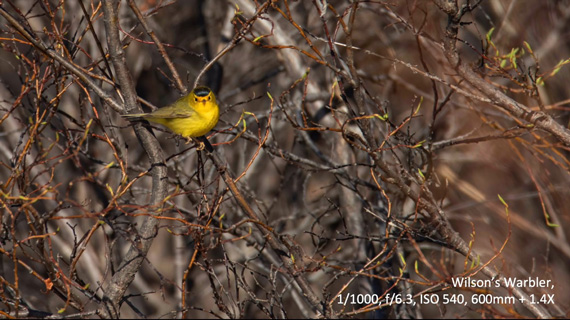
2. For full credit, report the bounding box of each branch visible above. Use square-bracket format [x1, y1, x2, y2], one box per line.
[97, 0, 168, 316]
[439, 2, 570, 148]
[127, 0, 186, 94]
[193, 0, 273, 88]
[0, 6, 123, 113]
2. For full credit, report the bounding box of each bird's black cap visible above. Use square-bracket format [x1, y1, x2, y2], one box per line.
[194, 86, 211, 97]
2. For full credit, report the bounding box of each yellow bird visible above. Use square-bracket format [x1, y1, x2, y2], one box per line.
[123, 86, 219, 149]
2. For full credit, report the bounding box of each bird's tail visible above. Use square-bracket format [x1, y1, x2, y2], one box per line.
[121, 113, 146, 119]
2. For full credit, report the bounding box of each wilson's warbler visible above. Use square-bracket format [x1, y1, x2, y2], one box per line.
[123, 86, 219, 150]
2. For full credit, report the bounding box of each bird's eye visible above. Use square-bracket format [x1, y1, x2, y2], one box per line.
[207, 96, 211, 101]
[194, 97, 199, 102]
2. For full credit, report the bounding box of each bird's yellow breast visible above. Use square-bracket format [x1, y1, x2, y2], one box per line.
[152, 102, 219, 138]
[140, 86, 220, 138]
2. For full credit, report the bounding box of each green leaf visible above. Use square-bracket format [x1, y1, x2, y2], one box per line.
[498, 194, 510, 218]
[523, 41, 533, 54]
[550, 58, 570, 76]
[414, 96, 423, 115]
[234, 3, 242, 15]
[302, 68, 310, 79]
[417, 168, 425, 181]
[412, 140, 425, 148]
[504, 48, 519, 69]
[545, 213, 559, 228]
[486, 27, 495, 42]
[374, 113, 389, 121]
[398, 252, 406, 268]
[470, 255, 481, 269]
[497, 194, 508, 207]
[485, 28, 498, 55]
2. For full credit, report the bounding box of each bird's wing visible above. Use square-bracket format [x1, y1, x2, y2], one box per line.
[146, 104, 196, 119]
